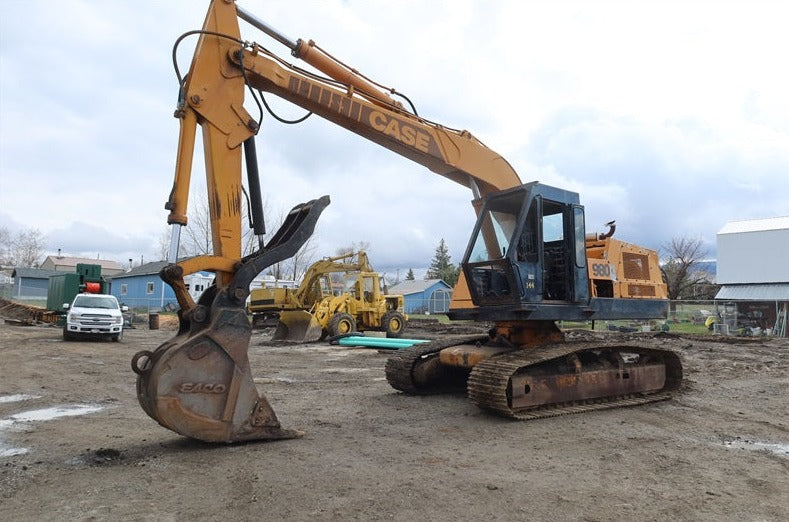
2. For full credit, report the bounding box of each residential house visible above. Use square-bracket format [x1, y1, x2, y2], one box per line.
[40, 255, 124, 276]
[108, 261, 213, 311]
[389, 279, 453, 314]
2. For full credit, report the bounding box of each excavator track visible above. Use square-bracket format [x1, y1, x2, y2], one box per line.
[385, 335, 490, 394]
[467, 341, 683, 420]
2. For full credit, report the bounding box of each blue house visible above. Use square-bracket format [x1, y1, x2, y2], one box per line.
[108, 261, 213, 311]
[389, 279, 453, 314]
[9, 267, 61, 301]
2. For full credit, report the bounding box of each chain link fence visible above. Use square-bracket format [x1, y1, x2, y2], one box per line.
[559, 300, 786, 336]
[0, 282, 47, 303]
[558, 300, 721, 333]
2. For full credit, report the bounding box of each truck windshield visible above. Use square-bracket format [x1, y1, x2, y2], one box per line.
[73, 296, 118, 309]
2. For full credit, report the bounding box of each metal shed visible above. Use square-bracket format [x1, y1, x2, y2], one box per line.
[8, 268, 61, 301]
[714, 216, 789, 336]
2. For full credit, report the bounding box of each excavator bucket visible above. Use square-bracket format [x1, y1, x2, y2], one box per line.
[133, 288, 304, 443]
[132, 197, 330, 442]
[272, 310, 324, 342]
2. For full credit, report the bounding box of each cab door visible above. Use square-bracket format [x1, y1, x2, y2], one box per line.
[512, 197, 542, 302]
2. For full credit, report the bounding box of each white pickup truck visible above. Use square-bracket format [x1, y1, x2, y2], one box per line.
[63, 293, 128, 342]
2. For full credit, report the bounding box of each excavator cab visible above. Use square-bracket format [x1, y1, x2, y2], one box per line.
[462, 183, 590, 320]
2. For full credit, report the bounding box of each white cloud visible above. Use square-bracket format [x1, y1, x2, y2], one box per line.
[1, 0, 788, 273]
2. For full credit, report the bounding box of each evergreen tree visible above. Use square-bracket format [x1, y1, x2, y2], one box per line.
[406, 268, 415, 280]
[426, 238, 459, 286]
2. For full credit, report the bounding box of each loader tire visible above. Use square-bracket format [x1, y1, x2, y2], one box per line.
[381, 311, 406, 338]
[329, 313, 356, 337]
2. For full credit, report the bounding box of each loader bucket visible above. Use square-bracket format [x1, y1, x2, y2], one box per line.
[273, 310, 324, 342]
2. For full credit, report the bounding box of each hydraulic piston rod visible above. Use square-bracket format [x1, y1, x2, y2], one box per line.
[235, 3, 398, 108]
[236, 4, 298, 50]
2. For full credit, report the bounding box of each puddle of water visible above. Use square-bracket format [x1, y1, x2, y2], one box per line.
[0, 403, 105, 459]
[320, 367, 373, 374]
[0, 444, 29, 457]
[7, 404, 104, 423]
[724, 439, 789, 457]
[0, 394, 41, 404]
[255, 377, 296, 384]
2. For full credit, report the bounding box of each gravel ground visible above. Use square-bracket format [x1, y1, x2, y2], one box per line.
[1, 319, 787, 521]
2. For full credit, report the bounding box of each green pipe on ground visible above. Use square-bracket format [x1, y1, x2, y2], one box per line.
[336, 336, 430, 349]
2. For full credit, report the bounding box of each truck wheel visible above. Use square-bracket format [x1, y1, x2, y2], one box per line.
[63, 329, 74, 341]
[112, 329, 124, 342]
[381, 311, 406, 338]
[329, 313, 356, 337]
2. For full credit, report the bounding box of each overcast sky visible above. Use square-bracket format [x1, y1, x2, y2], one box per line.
[1, 0, 787, 276]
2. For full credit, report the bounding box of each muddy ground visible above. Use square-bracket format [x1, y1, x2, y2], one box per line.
[0, 318, 787, 521]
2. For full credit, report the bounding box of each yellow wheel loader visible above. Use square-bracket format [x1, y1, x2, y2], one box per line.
[248, 250, 371, 329]
[248, 251, 407, 341]
[276, 270, 407, 341]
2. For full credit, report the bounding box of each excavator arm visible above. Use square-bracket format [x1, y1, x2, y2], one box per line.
[134, 0, 521, 442]
[164, 0, 521, 314]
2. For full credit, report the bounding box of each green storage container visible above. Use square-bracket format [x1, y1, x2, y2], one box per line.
[76, 263, 102, 280]
[46, 273, 80, 312]
[46, 264, 107, 312]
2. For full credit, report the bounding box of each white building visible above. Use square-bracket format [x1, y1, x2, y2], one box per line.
[715, 216, 789, 336]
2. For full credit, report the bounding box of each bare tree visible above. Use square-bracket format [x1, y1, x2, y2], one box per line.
[284, 235, 318, 282]
[0, 226, 12, 266]
[660, 235, 712, 305]
[174, 193, 318, 283]
[156, 229, 171, 261]
[6, 228, 46, 268]
[335, 241, 371, 256]
[180, 194, 213, 257]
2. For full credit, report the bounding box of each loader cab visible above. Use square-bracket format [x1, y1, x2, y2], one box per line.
[462, 183, 590, 313]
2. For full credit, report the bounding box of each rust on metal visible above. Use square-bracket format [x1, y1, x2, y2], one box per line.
[467, 341, 683, 420]
[493, 320, 565, 347]
[509, 363, 667, 409]
[132, 197, 330, 442]
[439, 344, 511, 368]
[133, 289, 304, 443]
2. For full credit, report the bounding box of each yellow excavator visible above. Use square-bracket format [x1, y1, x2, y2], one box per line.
[131, 1, 681, 442]
[248, 250, 407, 341]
